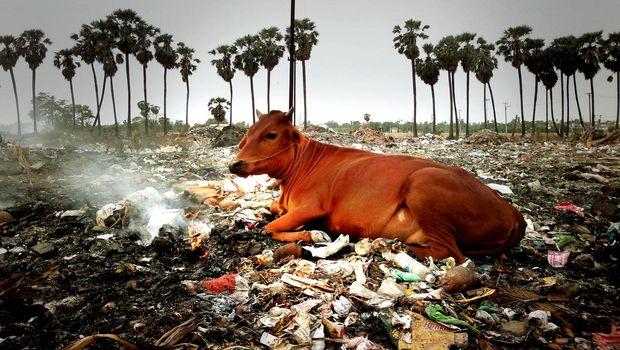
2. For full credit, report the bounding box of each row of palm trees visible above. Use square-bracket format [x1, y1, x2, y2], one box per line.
[1, 9, 200, 137]
[395, 20, 620, 138]
[209, 18, 319, 127]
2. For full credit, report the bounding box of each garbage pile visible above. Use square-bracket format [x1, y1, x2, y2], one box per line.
[350, 127, 396, 146]
[465, 130, 509, 145]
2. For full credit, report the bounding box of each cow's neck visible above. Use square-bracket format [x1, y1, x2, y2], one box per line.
[275, 139, 329, 187]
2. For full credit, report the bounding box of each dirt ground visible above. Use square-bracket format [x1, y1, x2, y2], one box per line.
[0, 127, 618, 350]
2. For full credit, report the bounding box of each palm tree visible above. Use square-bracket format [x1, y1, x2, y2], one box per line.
[0, 35, 23, 136]
[210, 45, 237, 125]
[90, 19, 121, 133]
[601, 32, 620, 129]
[17, 29, 52, 134]
[415, 43, 440, 133]
[154, 33, 178, 135]
[177, 42, 200, 127]
[53, 49, 80, 129]
[475, 37, 499, 132]
[108, 9, 143, 136]
[71, 24, 101, 122]
[208, 97, 230, 126]
[496, 25, 532, 137]
[524, 38, 546, 134]
[434, 35, 460, 138]
[285, 18, 319, 127]
[456, 32, 478, 136]
[258, 27, 285, 111]
[540, 48, 560, 136]
[550, 36, 580, 135]
[578, 31, 604, 127]
[134, 21, 160, 136]
[233, 34, 261, 124]
[393, 19, 429, 137]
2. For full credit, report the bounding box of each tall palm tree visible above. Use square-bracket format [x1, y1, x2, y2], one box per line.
[233, 34, 261, 124]
[109, 9, 143, 136]
[415, 43, 440, 133]
[577, 31, 604, 126]
[208, 97, 230, 126]
[550, 36, 580, 135]
[17, 29, 52, 134]
[134, 21, 160, 136]
[434, 35, 460, 138]
[53, 49, 80, 129]
[210, 45, 237, 125]
[524, 38, 546, 134]
[475, 37, 499, 132]
[601, 32, 620, 129]
[285, 18, 319, 127]
[0, 35, 23, 136]
[258, 27, 285, 111]
[90, 19, 120, 133]
[393, 19, 429, 136]
[71, 24, 101, 121]
[177, 42, 200, 127]
[456, 32, 478, 135]
[154, 33, 178, 135]
[540, 48, 560, 136]
[496, 25, 532, 137]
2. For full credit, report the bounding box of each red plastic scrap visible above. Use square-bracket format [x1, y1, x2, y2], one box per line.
[593, 325, 620, 350]
[553, 201, 585, 217]
[200, 274, 237, 293]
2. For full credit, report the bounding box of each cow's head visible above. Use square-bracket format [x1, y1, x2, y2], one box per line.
[229, 107, 306, 178]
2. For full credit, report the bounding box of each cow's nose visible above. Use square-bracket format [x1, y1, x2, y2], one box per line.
[228, 160, 245, 173]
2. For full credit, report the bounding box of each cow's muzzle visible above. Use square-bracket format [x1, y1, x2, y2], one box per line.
[228, 160, 245, 174]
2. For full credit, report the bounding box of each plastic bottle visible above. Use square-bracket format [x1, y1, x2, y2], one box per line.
[393, 252, 430, 278]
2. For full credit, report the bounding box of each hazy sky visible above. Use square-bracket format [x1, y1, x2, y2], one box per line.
[0, 0, 619, 131]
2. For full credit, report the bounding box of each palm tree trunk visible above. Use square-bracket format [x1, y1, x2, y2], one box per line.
[545, 89, 549, 139]
[125, 53, 132, 137]
[91, 63, 99, 115]
[69, 79, 76, 130]
[452, 72, 459, 137]
[250, 75, 256, 124]
[9, 68, 22, 137]
[466, 71, 470, 136]
[185, 79, 190, 127]
[92, 75, 107, 130]
[267, 69, 271, 112]
[550, 88, 560, 136]
[489, 82, 498, 133]
[229, 80, 233, 126]
[431, 84, 436, 134]
[532, 76, 538, 135]
[411, 59, 417, 137]
[111, 76, 118, 136]
[143, 64, 148, 136]
[566, 74, 570, 136]
[517, 66, 525, 136]
[163, 68, 168, 135]
[616, 71, 619, 129]
[573, 75, 584, 128]
[483, 82, 487, 130]
[448, 72, 453, 139]
[31, 69, 37, 134]
[590, 78, 595, 125]
[560, 72, 565, 136]
[302, 60, 308, 128]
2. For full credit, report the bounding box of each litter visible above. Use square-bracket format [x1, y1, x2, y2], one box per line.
[553, 201, 585, 216]
[303, 234, 350, 258]
[547, 250, 570, 268]
[486, 183, 514, 195]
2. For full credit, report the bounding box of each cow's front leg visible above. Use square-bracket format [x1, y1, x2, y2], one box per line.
[265, 206, 324, 242]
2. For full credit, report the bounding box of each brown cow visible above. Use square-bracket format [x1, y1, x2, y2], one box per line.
[229, 108, 525, 262]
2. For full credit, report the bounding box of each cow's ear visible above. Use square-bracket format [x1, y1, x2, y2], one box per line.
[284, 106, 294, 122]
[290, 129, 302, 143]
[238, 135, 247, 149]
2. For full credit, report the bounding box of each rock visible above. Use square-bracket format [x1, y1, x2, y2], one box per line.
[528, 180, 542, 192]
[501, 320, 529, 337]
[31, 241, 56, 256]
[440, 266, 478, 293]
[0, 210, 14, 224]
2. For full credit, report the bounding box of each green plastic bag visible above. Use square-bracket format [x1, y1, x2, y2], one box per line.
[425, 304, 479, 333]
[391, 269, 421, 282]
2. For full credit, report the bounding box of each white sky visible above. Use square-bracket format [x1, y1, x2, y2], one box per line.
[0, 0, 619, 131]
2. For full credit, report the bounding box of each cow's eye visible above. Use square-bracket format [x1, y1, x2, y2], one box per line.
[265, 132, 277, 140]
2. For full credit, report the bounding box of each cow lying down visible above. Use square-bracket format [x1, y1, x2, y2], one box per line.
[229, 108, 525, 263]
